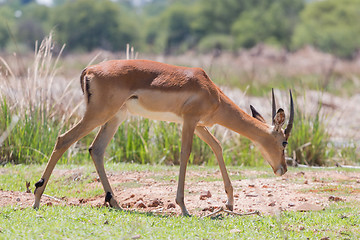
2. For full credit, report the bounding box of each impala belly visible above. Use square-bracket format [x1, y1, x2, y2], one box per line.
[126, 98, 183, 123]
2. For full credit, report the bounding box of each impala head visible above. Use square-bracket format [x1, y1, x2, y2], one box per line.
[250, 89, 294, 176]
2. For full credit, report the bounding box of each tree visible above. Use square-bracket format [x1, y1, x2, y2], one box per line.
[194, 0, 249, 38]
[15, 3, 51, 48]
[231, 0, 304, 49]
[52, 0, 140, 51]
[0, 6, 15, 49]
[145, 3, 195, 54]
[292, 0, 360, 58]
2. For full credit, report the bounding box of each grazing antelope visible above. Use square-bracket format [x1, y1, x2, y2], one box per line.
[33, 59, 294, 216]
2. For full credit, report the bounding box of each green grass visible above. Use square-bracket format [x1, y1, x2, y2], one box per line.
[1, 163, 360, 239]
[0, 203, 359, 239]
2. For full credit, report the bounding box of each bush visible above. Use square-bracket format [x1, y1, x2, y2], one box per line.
[52, 0, 140, 51]
[197, 34, 234, 53]
[292, 0, 360, 58]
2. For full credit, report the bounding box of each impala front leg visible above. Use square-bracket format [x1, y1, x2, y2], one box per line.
[195, 126, 234, 211]
[175, 118, 198, 216]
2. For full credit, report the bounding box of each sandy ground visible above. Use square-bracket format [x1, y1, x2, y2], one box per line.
[1, 167, 359, 217]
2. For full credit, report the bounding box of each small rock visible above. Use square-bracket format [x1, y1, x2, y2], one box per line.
[288, 203, 295, 207]
[200, 190, 212, 200]
[16, 198, 21, 202]
[202, 206, 219, 212]
[167, 203, 176, 209]
[296, 171, 305, 176]
[248, 184, 255, 188]
[268, 201, 276, 207]
[303, 180, 308, 184]
[135, 200, 147, 208]
[121, 202, 132, 208]
[148, 199, 163, 207]
[298, 197, 308, 202]
[245, 194, 258, 197]
[295, 203, 324, 212]
[230, 229, 242, 234]
[329, 195, 344, 202]
[131, 234, 141, 239]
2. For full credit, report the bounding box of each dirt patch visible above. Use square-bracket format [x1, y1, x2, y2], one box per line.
[1, 168, 359, 216]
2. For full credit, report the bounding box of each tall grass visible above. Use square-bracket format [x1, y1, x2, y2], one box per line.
[287, 95, 360, 166]
[287, 100, 331, 166]
[107, 118, 264, 167]
[0, 34, 82, 165]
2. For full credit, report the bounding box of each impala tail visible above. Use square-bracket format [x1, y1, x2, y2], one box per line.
[80, 68, 92, 103]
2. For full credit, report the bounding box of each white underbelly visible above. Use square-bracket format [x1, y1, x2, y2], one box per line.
[126, 99, 183, 123]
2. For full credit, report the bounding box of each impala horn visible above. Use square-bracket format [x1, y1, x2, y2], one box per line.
[284, 90, 294, 140]
[271, 88, 276, 125]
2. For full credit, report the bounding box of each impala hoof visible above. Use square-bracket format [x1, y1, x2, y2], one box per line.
[33, 202, 40, 210]
[181, 212, 191, 217]
[226, 204, 233, 211]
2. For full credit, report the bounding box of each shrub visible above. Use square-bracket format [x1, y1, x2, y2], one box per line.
[292, 0, 360, 58]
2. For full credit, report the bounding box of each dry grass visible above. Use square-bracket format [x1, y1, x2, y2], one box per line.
[0, 34, 82, 122]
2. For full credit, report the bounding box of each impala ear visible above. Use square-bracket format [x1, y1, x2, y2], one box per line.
[250, 105, 266, 123]
[273, 108, 285, 131]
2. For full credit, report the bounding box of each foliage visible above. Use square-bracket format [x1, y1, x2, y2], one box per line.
[15, 3, 50, 48]
[1, 0, 359, 58]
[231, 0, 304, 49]
[197, 34, 235, 53]
[292, 0, 360, 58]
[51, 0, 140, 51]
[0, 6, 15, 48]
[145, 3, 196, 54]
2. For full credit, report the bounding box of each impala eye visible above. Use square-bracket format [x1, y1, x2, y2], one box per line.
[282, 141, 288, 148]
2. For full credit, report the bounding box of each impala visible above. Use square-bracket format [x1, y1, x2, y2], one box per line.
[33, 59, 294, 216]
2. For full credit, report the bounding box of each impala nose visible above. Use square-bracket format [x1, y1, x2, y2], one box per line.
[275, 165, 287, 176]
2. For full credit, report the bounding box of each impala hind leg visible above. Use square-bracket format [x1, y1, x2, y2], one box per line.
[195, 126, 234, 211]
[88, 109, 127, 209]
[33, 103, 122, 209]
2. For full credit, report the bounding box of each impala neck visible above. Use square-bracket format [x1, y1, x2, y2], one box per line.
[215, 96, 270, 143]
